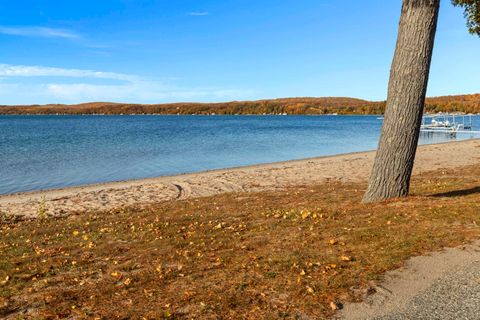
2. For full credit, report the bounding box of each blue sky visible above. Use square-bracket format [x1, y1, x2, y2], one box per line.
[0, 0, 478, 105]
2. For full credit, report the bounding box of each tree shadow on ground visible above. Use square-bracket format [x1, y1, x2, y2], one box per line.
[432, 186, 480, 198]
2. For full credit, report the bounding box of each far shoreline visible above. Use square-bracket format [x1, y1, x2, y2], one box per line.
[1, 93, 480, 116]
[0, 113, 378, 116]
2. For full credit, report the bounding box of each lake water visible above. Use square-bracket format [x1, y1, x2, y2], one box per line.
[1, 115, 479, 195]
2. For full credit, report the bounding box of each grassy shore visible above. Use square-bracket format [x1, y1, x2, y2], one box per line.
[1, 165, 480, 319]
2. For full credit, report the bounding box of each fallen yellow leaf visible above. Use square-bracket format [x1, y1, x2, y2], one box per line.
[301, 210, 311, 219]
[330, 301, 339, 310]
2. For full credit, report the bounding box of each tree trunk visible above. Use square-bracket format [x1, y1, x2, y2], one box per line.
[363, 0, 440, 203]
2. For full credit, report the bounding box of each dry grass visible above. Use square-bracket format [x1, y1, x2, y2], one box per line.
[1, 165, 480, 319]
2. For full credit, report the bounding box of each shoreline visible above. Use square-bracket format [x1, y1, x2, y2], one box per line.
[1, 138, 480, 218]
[1, 148, 376, 199]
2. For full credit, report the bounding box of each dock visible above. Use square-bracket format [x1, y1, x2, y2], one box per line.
[420, 114, 480, 134]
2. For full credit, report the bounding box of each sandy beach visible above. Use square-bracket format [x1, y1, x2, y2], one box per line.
[1, 139, 480, 218]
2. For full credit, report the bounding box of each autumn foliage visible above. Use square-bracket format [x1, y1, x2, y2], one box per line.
[1, 94, 479, 116]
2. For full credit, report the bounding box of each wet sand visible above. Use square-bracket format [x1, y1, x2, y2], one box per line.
[1, 139, 479, 218]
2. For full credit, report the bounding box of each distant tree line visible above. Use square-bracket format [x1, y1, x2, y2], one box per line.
[1, 94, 479, 115]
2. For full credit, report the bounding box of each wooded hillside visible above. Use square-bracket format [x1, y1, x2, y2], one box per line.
[1, 94, 479, 115]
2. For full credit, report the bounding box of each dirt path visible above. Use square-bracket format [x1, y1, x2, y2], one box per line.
[1, 139, 480, 218]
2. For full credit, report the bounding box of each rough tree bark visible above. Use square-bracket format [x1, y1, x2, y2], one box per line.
[363, 0, 440, 203]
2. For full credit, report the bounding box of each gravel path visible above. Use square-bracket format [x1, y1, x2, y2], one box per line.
[339, 241, 480, 320]
[373, 262, 480, 320]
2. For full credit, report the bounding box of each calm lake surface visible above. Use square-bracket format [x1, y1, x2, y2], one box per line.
[1, 115, 479, 195]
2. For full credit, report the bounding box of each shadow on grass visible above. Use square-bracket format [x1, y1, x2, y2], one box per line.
[432, 186, 480, 198]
